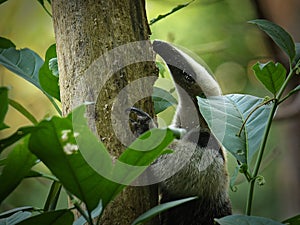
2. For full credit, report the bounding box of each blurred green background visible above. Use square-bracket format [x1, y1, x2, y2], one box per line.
[0, 0, 298, 222]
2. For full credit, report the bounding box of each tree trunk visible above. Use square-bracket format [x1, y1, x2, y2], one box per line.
[51, 1, 158, 224]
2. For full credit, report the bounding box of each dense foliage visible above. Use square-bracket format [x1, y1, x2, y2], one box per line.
[0, 1, 300, 225]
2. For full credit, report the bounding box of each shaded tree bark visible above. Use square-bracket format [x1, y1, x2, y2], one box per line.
[51, 1, 158, 224]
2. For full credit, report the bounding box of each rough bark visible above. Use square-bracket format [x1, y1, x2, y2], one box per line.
[51, 1, 158, 224]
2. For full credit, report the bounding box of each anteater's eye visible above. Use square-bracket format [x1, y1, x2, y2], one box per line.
[183, 72, 195, 84]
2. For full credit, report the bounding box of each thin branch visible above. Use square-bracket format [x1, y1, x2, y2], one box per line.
[149, 0, 195, 26]
[275, 91, 300, 120]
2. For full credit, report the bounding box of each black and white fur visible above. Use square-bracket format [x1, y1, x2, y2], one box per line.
[128, 40, 232, 225]
[153, 40, 232, 225]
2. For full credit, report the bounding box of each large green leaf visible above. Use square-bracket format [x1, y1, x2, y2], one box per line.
[39, 44, 60, 101]
[152, 86, 177, 114]
[249, 19, 296, 62]
[24, 169, 57, 181]
[0, 136, 37, 203]
[197, 94, 272, 164]
[0, 37, 15, 48]
[253, 61, 286, 96]
[156, 61, 166, 77]
[29, 105, 175, 211]
[215, 215, 284, 225]
[0, 87, 9, 130]
[0, 38, 61, 114]
[0, 44, 43, 89]
[28, 112, 115, 212]
[131, 197, 197, 225]
[0, 126, 35, 154]
[73, 105, 175, 185]
[17, 210, 73, 225]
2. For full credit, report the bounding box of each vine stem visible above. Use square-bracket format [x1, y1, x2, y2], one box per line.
[237, 98, 275, 137]
[245, 65, 294, 215]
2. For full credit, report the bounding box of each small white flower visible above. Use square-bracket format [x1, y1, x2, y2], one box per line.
[63, 143, 79, 155]
[61, 129, 72, 141]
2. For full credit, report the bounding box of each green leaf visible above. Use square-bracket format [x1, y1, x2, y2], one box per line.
[229, 166, 239, 192]
[149, 0, 194, 25]
[253, 61, 286, 96]
[0, 46, 44, 89]
[16, 210, 73, 225]
[197, 94, 272, 164]
[0, 211, 31, 225]
[294, 43, 300, 65]
[215, 214, 284, 225]
[24, 169, 58, 181]
[0, 87, 9, 130]
[0, 136, 37, 203]
[152, 86, 177, 114]
[73, 200, 103, 225]
[0, 207, 34, 219]
[249, 19, 296, 62]
[0, 158, 5, 166]
[0, 37, 15, 48]
[44, 181, 62, 211]
[39, 44, 60, 101]
[0, 126, 35, 154]
[131, 197, 197, 225]
[121, 130, 174, 164]
[0, 40, 60, 114]
[73, 104, 175, 186]
[282, 214, 300, 225]
[29, 104, 175, 212]
[167, 126, 186, 139]
[28, 112, 115, 212]
[156, 61, 166, 77]
[49, 58, 59, 76]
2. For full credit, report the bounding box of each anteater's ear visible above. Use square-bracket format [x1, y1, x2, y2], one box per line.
[152, 40, 221, 97]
